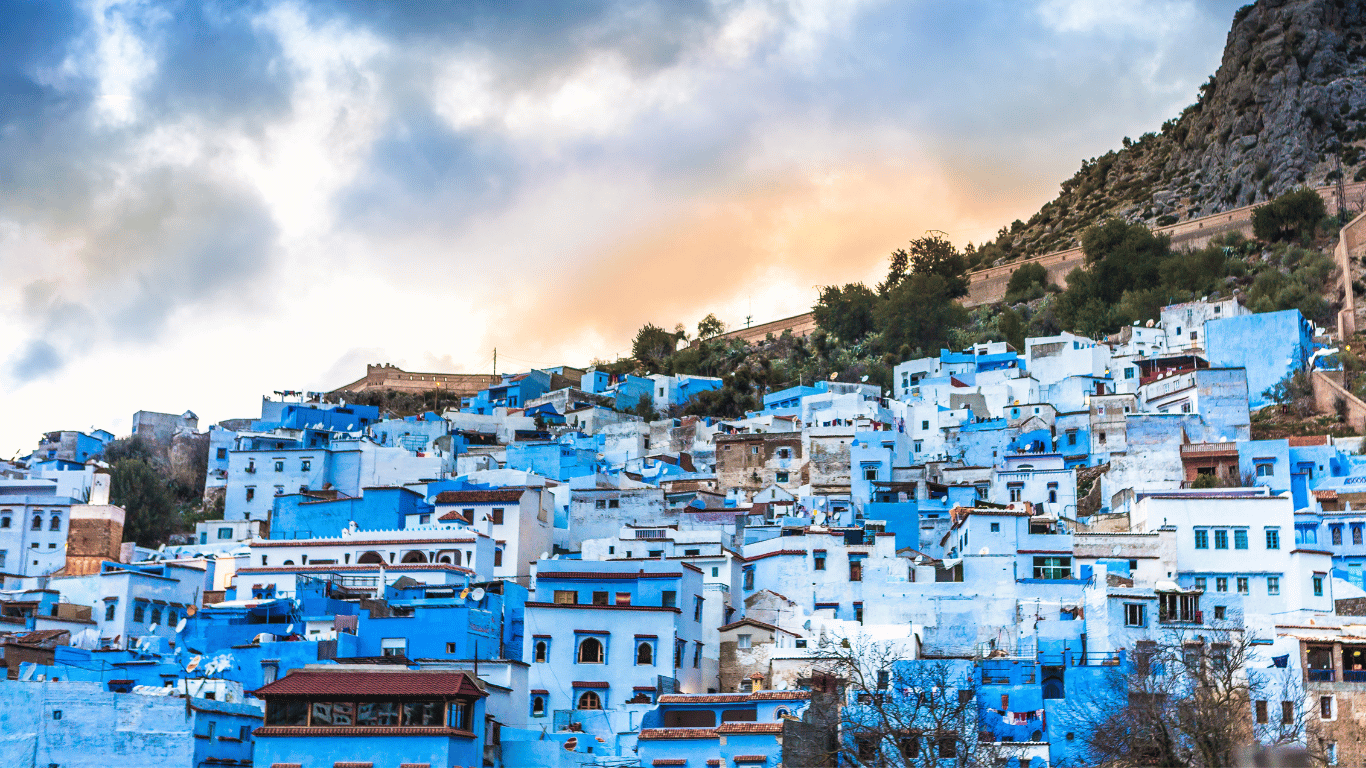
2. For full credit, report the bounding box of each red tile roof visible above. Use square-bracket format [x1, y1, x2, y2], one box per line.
[536, 571, 683, 580]
[716, 723, 784, 734]
[733, 757, 770, 763]
[716, 618, 800, 637]
[1288, 435, 1331, 447]
[253, 670, 485, 699]
[653, 760, 688, 766]
[573, 681, 610, 688]
[434, 490, 525, 504]
[657, 691, 809, 704]
[255, 726, 475, 738]
[638, 728, 719, 740]
[252, 537, 477, 548]
[742, 549, 808, 562]
[1314, 490, 1338, 500]
[525, 602, 680, 613]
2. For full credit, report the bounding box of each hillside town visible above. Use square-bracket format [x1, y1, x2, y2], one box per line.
[6, 287, 1366, 767]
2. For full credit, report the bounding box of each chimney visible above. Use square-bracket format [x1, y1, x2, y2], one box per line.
[90, 472, 111, 506]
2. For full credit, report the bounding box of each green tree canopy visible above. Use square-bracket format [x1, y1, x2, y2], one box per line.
[110, 458, 178, 547]
[631, 323, 682, 371]
[906, 233, 969, 298]
[697, 313, 726, 340]
[1252, 188, 1327, 243]
[813, 283, 878, 344]
[875, 273, 968, 356]
[1004, 262, 1049, 303]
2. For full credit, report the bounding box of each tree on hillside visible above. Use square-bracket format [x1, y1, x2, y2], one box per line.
[1253, 188, 1327, 243]
[697, 313, 726, 340]
[110, 458, 178, 547]
[879, 247, 911, 296]
[876, 274, 969, 357]
[632, 323, 682, 371]
[1004, 262, 1050, 304]
[906, 234, 969, 299]
[997, 307, 1025, 351]
[814, 283, 878, 344]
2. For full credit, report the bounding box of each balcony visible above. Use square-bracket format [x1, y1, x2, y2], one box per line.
[1345, 670, 1366, 682]
[1158, 610, 1202, 625]
[1307, 669, 1335, 682]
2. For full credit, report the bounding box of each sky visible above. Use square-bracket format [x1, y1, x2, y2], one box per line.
[0, 0, 1248, 457]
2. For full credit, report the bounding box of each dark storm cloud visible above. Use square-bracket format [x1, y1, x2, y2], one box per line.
[1, 0, 1254, 391]
[334, 106, 523, 237]
[139, 0, 294, 131]
[0, 0, 285, 382]
[319, 0, 721, 86]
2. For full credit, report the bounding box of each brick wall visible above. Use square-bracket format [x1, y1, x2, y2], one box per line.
[64, 505, 125, 576]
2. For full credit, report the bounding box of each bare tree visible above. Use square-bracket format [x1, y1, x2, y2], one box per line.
[1056, 624, 1321, 768]
[813, 633, 1003, 768]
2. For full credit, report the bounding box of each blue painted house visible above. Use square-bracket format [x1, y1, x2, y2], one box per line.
[636, 690, 809, 768]
[1205, 308, 1313, 408]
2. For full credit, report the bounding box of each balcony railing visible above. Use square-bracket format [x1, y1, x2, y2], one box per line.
[1344, 670, 1366, 683]
[1158, 611, 1203, 625]
[1307, 669, 1335, 682]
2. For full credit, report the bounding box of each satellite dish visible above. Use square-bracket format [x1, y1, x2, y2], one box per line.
[175, 618, 187, 634]
[978, 547, 989, 556]
[460, 588, 470, 599]
[286, 624, 295, 635]
[540, 551, 550, 560]
[186, 655, 202, 673]
[186, 605, 197, 617]
[1112, 545, 1122, 556]
[564, 737, 578, 751]
[147, 624, 158, 635]
[470, 587, 486, 602]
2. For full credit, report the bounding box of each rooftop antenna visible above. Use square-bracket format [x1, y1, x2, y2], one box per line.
[745, 297, 752, 329]
[493, 348, 497, 376]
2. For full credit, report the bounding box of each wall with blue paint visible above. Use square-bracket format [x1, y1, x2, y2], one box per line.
[1205, 309, 1313, 409]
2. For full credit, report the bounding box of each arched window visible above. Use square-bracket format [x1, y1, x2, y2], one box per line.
[50, 515, 61, 531]
[356, 551, 385, 564]
[577, 637, 604, 663]
[535, 641, 548, 663]
[577, 691, 602, 710]
[1042, 678, 1064, 700]
[636, 642, 653, 665]
[439, 555, 452, 564]
[32, 515, 42, 531]
[532, 696, 546, 716]
[282, 559, 295, 565]
[401, 550, 427, 564]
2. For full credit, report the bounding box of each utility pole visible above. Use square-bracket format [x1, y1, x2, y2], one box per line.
[493, 348, 497, 376]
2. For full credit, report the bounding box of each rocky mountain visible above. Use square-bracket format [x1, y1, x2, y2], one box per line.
[969, 0, 1366, 267]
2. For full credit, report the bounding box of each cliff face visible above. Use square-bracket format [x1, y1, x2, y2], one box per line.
[977, 0, 1366, 265]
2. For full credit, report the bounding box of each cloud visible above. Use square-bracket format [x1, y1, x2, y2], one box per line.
[0, 0, 1254, 453]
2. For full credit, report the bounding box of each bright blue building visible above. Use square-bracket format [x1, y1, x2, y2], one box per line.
[1205, 308, 1314, 408]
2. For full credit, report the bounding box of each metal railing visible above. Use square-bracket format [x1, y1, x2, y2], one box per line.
[1307, 669, 1335, 682]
